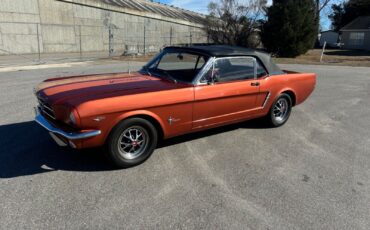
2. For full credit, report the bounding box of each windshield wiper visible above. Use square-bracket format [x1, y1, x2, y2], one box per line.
[159, 70, 178, 84]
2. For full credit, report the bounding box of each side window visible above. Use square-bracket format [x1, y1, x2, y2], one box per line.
[199, 57, 268, 84]
[213, 57, 256, 83]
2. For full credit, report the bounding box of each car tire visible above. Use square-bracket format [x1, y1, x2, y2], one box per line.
[267, 93, 292, 127]
[107, 118, 158, 168]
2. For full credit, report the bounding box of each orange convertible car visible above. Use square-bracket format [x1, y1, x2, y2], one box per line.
[35, 45, 316, 167]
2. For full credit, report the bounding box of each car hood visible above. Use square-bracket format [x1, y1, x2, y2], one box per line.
[36, 72, 188, 106]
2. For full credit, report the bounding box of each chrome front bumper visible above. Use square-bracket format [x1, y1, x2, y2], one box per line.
[34, 107, 101, 146]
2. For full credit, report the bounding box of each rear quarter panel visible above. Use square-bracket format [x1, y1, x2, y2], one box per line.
[257, 72, 316, 115]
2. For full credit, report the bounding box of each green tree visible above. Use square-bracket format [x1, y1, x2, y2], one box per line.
[261, 0, 318, 57]
[329, 0, 370, 31]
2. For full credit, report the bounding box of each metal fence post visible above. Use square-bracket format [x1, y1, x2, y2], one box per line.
[189, 32, 193, 46]
[143, 24, 146, 55]
[36, 23, 41, 62]
[109, 26, 113, 57]
[79, 25, 82, 59]
[170, 27, 173, 46]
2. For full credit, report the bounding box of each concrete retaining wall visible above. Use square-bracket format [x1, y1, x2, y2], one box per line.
[0, 0, 207, 55]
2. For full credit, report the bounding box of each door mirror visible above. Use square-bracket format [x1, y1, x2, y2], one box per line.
[207, 68, 221, 85]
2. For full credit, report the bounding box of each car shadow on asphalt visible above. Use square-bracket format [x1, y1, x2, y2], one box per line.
[0, 119, 270, 178]
[158, 118, 270, 148]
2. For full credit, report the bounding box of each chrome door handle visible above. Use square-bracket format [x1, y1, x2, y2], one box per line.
[251, 82, 260, 86]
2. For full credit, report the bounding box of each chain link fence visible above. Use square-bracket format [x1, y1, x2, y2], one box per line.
[108, 25, 209, 57]
[0, 21, 209, 65]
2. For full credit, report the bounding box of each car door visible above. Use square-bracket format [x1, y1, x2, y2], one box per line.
[193, 56, 261, 129]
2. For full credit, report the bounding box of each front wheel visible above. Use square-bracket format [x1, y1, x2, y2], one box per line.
[267, 93, 292, 127]
[107, 118, 158, 168]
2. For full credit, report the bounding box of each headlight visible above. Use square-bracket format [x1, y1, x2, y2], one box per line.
[69, 111, 76, 125]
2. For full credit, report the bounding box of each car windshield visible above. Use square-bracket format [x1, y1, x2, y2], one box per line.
[141, 50, 209, 83]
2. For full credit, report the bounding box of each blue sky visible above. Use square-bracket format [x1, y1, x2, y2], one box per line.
[157, 0, 210, 14]
[156, 0, 339, 30]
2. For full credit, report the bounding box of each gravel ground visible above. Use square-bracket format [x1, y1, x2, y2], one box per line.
[0, 61, 369, 229]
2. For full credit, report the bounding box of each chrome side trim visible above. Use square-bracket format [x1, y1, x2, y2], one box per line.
[262, 92, 271, 108]
[34, 107, 101, 140]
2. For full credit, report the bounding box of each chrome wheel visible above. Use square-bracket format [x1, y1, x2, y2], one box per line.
[118, 126, 149, 160]
[273, 98, 289, 123]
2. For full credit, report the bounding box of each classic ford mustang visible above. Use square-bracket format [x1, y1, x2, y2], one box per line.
[35, 45, 316, 168]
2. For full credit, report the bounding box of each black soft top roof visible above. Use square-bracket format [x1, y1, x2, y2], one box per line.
[164, 45, 283, 75]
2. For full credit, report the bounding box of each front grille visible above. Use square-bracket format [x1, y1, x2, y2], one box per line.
[38, 97, 56, 120]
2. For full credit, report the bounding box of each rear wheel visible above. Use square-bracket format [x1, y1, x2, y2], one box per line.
[267, 93, 292, 127]
[107, 118, 158, 168]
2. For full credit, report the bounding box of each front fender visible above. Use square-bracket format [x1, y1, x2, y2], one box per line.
[108, 110, 168, 139]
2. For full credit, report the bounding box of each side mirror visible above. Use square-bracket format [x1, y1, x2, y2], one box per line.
[206, 68, 218, 85]
[207, 78, 214, 85]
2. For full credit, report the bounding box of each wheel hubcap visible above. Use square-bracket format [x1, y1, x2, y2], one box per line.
[118, 126, 148, 160]
[273, 98, 289, 122]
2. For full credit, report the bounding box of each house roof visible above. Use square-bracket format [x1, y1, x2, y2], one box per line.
[100, 0, 206, 24]
[320, 30, 337, 34]
[164, 45, 284, 75]
[341, 16, 370, 31]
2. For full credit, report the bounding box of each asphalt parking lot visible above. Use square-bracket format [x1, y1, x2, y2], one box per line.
[0, 61, 369, 229]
